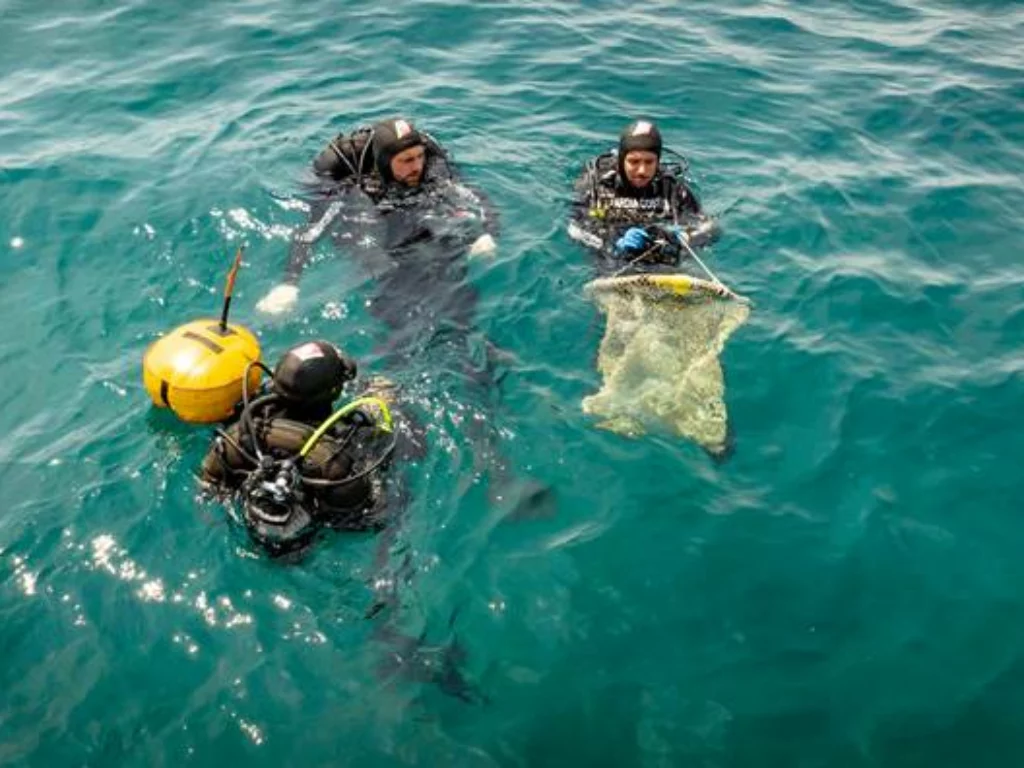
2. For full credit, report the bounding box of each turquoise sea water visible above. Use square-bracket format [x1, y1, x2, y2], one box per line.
[2, 0, 1023, 764]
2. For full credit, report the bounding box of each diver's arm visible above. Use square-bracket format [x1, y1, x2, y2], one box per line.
[286, 129, 371, 276]
[257, 196, 344, 315]
[443, 173, 500, 256]
[668, 178, 723, 246]
[463, 182, 500, 257]
[257, 130, 365, 315]
[567, 168, 608, 252]
[465, 182, 500, 239]
[432, 145, 501, 256]
[284, 196, 342, 281]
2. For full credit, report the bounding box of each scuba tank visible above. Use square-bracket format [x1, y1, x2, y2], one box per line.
[201, 340, 396, 554]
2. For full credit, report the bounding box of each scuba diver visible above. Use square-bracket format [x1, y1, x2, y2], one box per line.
[199, 340, 486, 699]
[568, 119, 720, 276]
[200, 339, 416, 554]
[253, 115, 547, 515]
[570, 120, 747, 460]
[256, 116, 500, 315]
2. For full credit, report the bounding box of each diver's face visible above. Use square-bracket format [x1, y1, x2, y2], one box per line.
[390, 145, 426, 186]
[623, 150, 659, 189]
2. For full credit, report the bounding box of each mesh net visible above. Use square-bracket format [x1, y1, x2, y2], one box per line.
[582, 274, 750, 456]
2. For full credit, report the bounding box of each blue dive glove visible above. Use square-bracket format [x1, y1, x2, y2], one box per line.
[614, 227, 650, 254]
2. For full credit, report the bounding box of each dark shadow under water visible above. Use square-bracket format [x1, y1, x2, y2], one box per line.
[308, 183, 557, 704]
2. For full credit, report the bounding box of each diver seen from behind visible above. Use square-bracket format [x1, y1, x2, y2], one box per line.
[257, 117, 500, 315]
[200, 339, 415, 554]
[569, 119, 719, 274]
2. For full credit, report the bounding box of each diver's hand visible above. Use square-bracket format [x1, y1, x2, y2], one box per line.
[689, 217, 720, 246]
[614, 227, 650, 255]
[667, 225, 690, 245]
[256, 283, 299, 315]
[468, 233, 497, 258]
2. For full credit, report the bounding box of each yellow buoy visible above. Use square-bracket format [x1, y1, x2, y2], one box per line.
[143, 319, 262, 423]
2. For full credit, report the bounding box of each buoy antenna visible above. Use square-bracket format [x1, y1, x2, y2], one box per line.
[220, 245, 245, 332]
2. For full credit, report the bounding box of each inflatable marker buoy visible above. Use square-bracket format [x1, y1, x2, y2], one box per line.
[143, 319, 261, 423]
[142, 246, 262, 423]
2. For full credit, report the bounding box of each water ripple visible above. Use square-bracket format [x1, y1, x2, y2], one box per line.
[2, 0, 1024, 763]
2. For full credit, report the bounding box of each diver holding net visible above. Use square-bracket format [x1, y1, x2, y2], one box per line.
[569, 120, 749, 456]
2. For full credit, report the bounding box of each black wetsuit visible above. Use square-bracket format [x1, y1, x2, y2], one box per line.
[284, 128, 499, 285]
[569, 150, 708, 274]
[275, 126, 507, 404]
